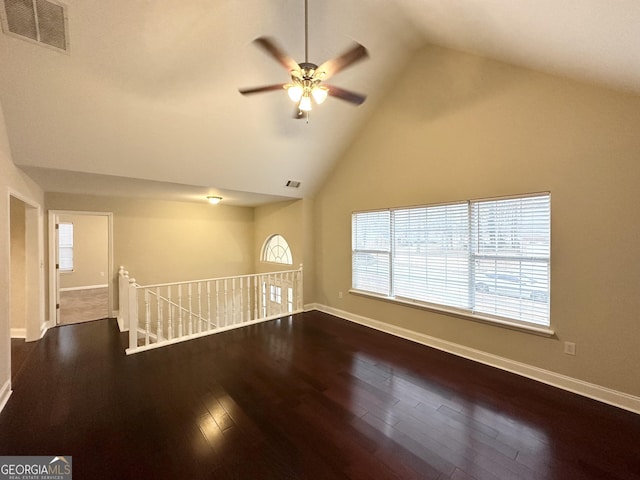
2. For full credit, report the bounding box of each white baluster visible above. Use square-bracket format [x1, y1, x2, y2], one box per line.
[157, 287, 163, 342]
[215, 280, 220, 328]
[261, 275, 266, 318]
[238, 277, 243, 323]
[224, 279, 229, 326]
[128, 279, 138, 350]
[253, 275, 258, 321]
[266, 274, 271, 318]
[178, 284, 183, 338]
[286, 271, 291, 313]
[197, 282, 202, 333]
[119, 268, 130, 330]
[230, 277, 236, 324]
[168, 285, 173, 340]
[246, 276, 251, 321]
[118, 266, 125, 327]
[278, 273, 284, 315]
[188, 283, 193, 335]
[207, 281, 212, 331]
[144, 289, 150, 346]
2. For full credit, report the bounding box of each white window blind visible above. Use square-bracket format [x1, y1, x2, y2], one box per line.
[58, 222, 73, 272]
[394, 203, 470, 309]
[471, 195, 550, 325]
[352, 193, 551, 327]
[352, 210, 391, 296]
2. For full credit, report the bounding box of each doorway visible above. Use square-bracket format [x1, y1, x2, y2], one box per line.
[49, 211, 113, 325]
[9, 193, 44, 381]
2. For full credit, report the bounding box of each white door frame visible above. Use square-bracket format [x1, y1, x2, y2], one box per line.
[48, 210, 114, 325]
[8, 190, 45, 342]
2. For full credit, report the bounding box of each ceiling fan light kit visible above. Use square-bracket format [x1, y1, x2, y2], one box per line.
[239, 0, 368, 119]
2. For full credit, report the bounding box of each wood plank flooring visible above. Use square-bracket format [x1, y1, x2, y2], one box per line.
[10, 338, 36, 382]
[1, 311, 639, 479]
[59, 287, 109, 324]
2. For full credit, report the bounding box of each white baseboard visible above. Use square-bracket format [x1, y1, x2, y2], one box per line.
[10, 328, 26, 338]
[312, 304, 640, 415]
[0, 380, 12, 415]
[60, 284, 108, 292]
[39, 320, 53, 340]
[12, 322, 50, 341]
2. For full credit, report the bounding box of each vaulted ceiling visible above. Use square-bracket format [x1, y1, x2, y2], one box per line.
[1, 0, 639, 206]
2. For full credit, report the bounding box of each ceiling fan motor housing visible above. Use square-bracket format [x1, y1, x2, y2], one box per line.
[298, 62, 321, 79]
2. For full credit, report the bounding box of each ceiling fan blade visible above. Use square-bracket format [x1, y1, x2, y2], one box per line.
[314, 43, 368, 81]
[239, 84, 287, 95]
[254, 36, 300, 73]
[325, 85, 367, 105]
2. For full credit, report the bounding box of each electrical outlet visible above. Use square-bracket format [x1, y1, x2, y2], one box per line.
[338, 291, 343, 299]
[564, 342, 576, 355]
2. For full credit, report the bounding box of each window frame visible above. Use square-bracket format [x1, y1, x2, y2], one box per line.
[262, 234, 293, 265]
[270, 285, 282, 304]
[351, 193, 552, 335]
[58, 221, 74, 273]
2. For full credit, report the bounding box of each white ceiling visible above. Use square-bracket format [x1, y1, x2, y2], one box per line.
[1, 0, 639, 206]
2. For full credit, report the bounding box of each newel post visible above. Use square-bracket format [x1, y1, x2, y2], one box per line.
[118, 267, 130, 330]
[298, 263, 304, 312]
[128, 278, 138, 351]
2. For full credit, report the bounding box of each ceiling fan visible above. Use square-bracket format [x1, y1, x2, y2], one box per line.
[238, 0, 369, 119]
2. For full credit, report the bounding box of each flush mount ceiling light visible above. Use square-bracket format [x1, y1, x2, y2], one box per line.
[238, 0, 368, 120]
[207, 196, 222, 205]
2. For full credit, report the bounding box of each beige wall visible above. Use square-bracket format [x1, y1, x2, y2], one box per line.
[10, 197, 26, 331]
[313, 44, 640, 397]
[0, 100, 44, 395]
[46, 193, 256, 290]
[59, 214, 109, 289]
[254, 199, 315, 305]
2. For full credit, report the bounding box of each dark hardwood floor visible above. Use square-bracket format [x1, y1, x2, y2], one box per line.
[10, 337, 36, 382]
[1, 311, 639, 479]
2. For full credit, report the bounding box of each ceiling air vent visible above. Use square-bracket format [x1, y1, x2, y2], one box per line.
[1, 0, 69, 52]
[286, 180, 301, 188]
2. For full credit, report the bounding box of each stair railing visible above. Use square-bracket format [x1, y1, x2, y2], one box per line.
[118, 265, 303, 354]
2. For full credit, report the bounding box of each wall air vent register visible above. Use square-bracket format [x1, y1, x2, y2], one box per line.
[1, 0, 69, 52]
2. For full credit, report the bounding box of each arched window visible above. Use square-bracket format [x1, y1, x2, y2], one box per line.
[262, 234, 292, 265]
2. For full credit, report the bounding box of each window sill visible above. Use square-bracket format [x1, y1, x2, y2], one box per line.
[348, 289, 555, 338]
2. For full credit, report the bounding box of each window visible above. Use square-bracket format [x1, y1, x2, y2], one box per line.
[58, 222, 74, 272]
[262, 234, 293, 265]
[352, 193, 550, 327]
[352, 210, 391, 296]
[270, 285, 282, 304]
[287, 287, 294, 313]
[471, 195, 550, 325]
